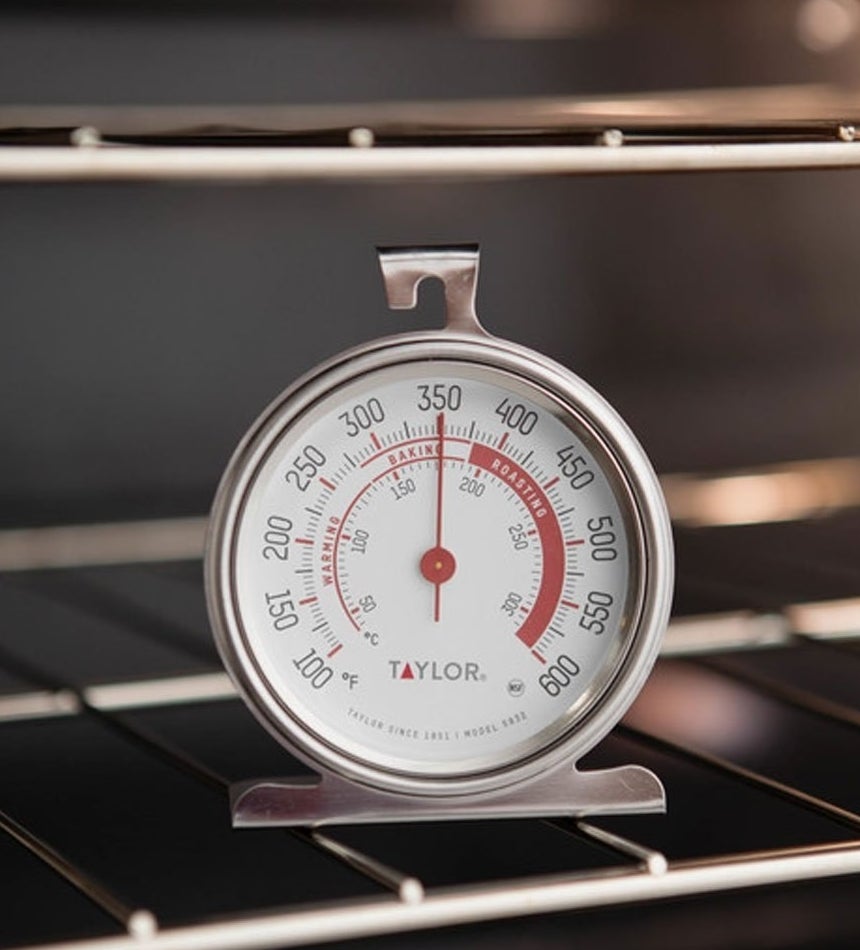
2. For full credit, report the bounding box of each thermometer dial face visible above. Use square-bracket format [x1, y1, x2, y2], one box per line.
[209, 341, 671, 796]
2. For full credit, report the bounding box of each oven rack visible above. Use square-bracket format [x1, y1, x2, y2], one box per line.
[1, 86, 859, 946]
[0, 511, 858, 950]
[2, 84, 860, 182]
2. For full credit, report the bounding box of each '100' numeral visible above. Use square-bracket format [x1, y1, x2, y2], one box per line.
[293, 648, 334, 689]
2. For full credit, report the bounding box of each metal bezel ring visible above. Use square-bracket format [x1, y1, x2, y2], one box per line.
[205, 329, 674, 799]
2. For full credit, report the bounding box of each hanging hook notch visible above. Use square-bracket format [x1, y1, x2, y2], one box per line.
[377, 245, 487, 335]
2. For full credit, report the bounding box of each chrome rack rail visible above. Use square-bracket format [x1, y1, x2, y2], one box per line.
[0, 616, 857, 950]
[2, 84, 860, 182]
[0, 506, 858, 949]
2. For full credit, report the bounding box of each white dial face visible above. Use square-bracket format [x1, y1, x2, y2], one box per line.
[231, 361, 641, 777]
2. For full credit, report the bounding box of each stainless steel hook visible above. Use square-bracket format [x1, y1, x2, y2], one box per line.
[377, 245, 487, 335]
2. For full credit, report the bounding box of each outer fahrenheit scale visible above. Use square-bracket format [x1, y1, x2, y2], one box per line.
[206, 246, 673, 826]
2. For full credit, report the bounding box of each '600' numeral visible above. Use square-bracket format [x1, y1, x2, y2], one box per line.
[538, 654, 581, 697]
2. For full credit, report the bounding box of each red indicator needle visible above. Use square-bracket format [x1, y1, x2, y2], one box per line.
[419, 412, 456, 622]
[435, 412, 444, 552]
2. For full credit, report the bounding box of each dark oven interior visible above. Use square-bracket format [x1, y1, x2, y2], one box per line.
[1, 4, 859, 949]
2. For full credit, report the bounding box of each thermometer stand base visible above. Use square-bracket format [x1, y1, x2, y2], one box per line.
[230, 763, 665, 827]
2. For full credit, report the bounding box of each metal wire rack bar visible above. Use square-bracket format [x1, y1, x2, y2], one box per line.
[0, 808, 157, 939]
[618, 725, 860, 834]
[86, 702, 424, 902]
[1, 82, 858, 948]
[1, 140, 860, 183]
[0, 552, 857, 949]
[18, 842, 860, 950]
[4, 604, 860, 950]
[2, 455, 858, 573]
[690, 655, 860, 731]
[0, 610, 855, 727]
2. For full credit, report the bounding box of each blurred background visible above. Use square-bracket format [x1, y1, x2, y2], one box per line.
[1, 2, 859, 950]
[1, 0, 860, 526]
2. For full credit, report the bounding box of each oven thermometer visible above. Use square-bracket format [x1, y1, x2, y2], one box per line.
[206, 246, 673, 826]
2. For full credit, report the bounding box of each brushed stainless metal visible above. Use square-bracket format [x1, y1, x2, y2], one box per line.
[1, 83, 860, 134]
[307, 830, 424, 904]
[0, 688, 81, 723]
[0, 453, 855, 573]
[789, 598, 860, 638]
[230, 763, 665, 827]
[82, 673, 235, 712]
[206, 246, 673, 818]
[568, 820, 668, 875]
[660, 612, 788, 655]
[621, 726, 860, 833]
[0, 807, 158, 938]
[17, 842, 860, 950]
[0, 517, 207, 571]
[0, 552, 857, 947]
[378, 245, 484, 336]
[693, 656, 860, 731]
[89, 702, 425, 900]
[661, 457, 860, 528]
[2, 140, 860, 182]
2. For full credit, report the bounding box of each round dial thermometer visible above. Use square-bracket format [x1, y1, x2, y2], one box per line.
[207, 247, 673, 826]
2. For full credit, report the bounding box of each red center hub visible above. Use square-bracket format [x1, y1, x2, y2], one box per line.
[419, 546, 457, 584]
